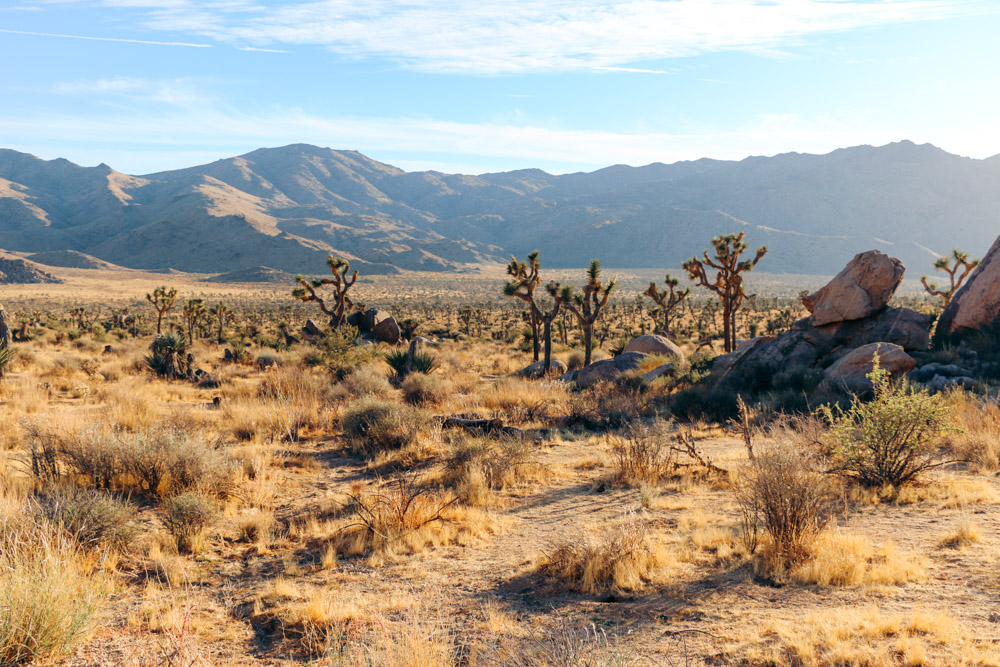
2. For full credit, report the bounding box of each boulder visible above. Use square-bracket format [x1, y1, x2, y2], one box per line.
[372, 316, 400, 344]
[803, 250, 905, 326]
[345, 311, 364, 329]
[825, 343, 916, 386]
[642, 363, 676, 382]
[575, 352, 647, 389]
[623, 335, 685, 363]
[802, 307, 931, 352]
[302, 319, 323, 340]
[938, 234, 1000, 336]
[558, 369, 580, 383]
[363, 308, 392, 333]
[514, 359, 568, 379]
[713, 333, 818, 380]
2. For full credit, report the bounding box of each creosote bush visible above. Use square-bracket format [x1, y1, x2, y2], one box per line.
[163, 492, 216, 553]
[818, 355, 956, 488]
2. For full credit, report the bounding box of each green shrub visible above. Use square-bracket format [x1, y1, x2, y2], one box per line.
[145, 333, 188, 379]
[384, 348, 437, 381]
[818, 356, 956, 488]
[341, 398, 425, 456]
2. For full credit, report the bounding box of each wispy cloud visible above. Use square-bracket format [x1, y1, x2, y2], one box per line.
[237, 45, 289, 53]
[0, 27, 211, 47]
[592, 66, 672, 75]
[49, 76, 213, 107]
[117, 0, 990, 73]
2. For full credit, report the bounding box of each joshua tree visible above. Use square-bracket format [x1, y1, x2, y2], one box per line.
[209, 301, 232, 344]
[182, 298, 207, 344]
[504, 252, 572, 372]
[564, 259, 617, 366]
[292, 255, 358, 329]
[921, 249, 980, 308]
[643, 273, 689, 338]
[504, 252, 542, 361]
[0, 305, 11, 379]
[146, 285, 178, 334]
[683, 232, 767, 353]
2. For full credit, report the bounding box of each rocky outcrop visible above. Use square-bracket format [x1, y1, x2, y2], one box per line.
[937, 234, 1000, 336]
[825, 343, 916, 386]
[0, 258, 61, 284]
[372, 316, 400, 344]
[803, 250, 904, 326]
[575, 352, 647, 388]
[623, 334, 685, 363]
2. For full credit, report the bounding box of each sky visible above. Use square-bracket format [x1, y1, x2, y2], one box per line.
[2, 0, 1000, 175]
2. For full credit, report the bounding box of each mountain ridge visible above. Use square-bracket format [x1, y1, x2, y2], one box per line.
[0, 141, 997, 276]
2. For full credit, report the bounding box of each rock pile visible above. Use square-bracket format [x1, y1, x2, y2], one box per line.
[714, 250, 930, 388]
[301, 307, 402, 344]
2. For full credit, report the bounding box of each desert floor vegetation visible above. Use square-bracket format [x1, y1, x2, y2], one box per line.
[0, 271, 998, 665]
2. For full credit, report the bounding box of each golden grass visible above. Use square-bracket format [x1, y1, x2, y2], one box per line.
[939, 520, 983, 549]
[789, 530, 928, 588]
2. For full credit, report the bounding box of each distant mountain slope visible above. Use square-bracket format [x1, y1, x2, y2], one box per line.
[0, 256, 61, 284]
[26, 249, 121, 270]
[0, 142, 997, 276]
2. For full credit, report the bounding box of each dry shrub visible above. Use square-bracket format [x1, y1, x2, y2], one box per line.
[753, 605, 999, 666]
[32, 486, 137, 551]
[946, 390, 1000, 472]
[331, 365, 393, 401]
[341, 398, 426, 457]
[570, 375, 654, 427]
[735, 439, 837, 565]
[163, 493, 215, 553]
[401, 373, 452, 406]
[939, 520, 983, 549]
[0, 503, 108, 664]
[790, 531, 927, 587]
[27, 424, 237, 498]
[539, 513, 665, 595]
[96, 378, 159, 431]
[258, 366, 329, 441]
[477, 378, 568, 425]
[445, 434, 543, 506]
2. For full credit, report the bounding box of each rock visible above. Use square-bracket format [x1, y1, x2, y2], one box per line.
[558, 369, 580, 383]
[412, 336, 436, 347]
[825, 343, 916, 386]
[938, 234, 1000, 336]
[804, 307, 931, 351]
[345, 311, 364, 329]
[926, 375, 980, 393]
[623, 335, 685, 363]
[575, 352, 647, 389]
[362, 308, 392, 333]
[642, 363, 676, 382]
[102, 345, 113, 354]
[197, 375, 221, 389]
[372, 316, 400, 344]
[713, 333, 818, 381]
[302, 319, 323, 339]
[515, 359, 568, 379]
[223, 348, 235, 362]
[803, 250, 905, 326]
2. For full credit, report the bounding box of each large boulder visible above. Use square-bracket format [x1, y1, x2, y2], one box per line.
[372, 316, 400, 344]
[803, 250, 905, 326]
[623, 335, 685, 363]
[514, 359, 568, 379]
[713, 333, 818, 380]
[938, 234, 1000, 336]
[362, 308, 392, 333]
[825, 342, 916, 386]
[301, 319, 323, 340]
[800, 307, 931, 352]
[575, 352, 647, 389]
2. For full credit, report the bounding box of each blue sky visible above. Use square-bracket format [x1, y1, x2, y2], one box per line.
[2, 0, 999, 175]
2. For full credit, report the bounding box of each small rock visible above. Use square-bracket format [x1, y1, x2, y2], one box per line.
[825, 342, 916, 387]
[515, 359, 568, 379]
[623, 334, 685, 363]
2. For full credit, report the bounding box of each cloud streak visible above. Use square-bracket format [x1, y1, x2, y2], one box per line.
[0, 27, 212, 47]
[123, 0, 989, 73]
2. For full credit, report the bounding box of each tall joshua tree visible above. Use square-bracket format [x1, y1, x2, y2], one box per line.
[293, 255, 358, 329]
[146, 285, 178, 334]
[0, 305, 11, 379]
[504, 252, 572, 372]
[504, 252, 542, 361]
[565, 259, 617, 367]
[209, 301, 232, 344]
[683, 232, 767, 353]
[182, 298, 207, 344]
[921, 249, 979, 308]
[643, 273, 689, 338]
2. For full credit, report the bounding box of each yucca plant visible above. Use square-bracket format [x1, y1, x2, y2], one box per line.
[0, 345, 14, 378]
[384, 348, 436, 381]
[145, 333, 188, 379]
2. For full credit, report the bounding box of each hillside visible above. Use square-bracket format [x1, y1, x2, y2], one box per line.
[0, 256, 62, 284]
[0, 142, 997, 275]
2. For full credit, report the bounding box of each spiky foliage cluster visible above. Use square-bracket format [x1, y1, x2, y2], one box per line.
[643, 273, 689, 337]
[293, 255, 358, 329]
[385, 348, 437, 381]
[564, 259, 617, 366]
[145, 333, 189, 379]
[145, 285, 177, 334]
[921, 248, 979, 308]
[683, 232, 767, 352]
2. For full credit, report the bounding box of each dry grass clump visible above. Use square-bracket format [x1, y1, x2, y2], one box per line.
[946, 389, 1000, 472]
[27, 423, 237, 498]
[32, 485, 137, 551]
[751, 605, 1000, 666]
[401, 372, 453, 406]
[538, 513, 666, 595]
[341, 397, 427, 457]
[939, 520, 983, 549]
[444, 434, 544, 506]
[0, 375, 50, 414]
[570, 375, 655, 427]
[851, 476, 1000, 507]
[163, 492, 216, 553]
[330, 364, 394, 401]
[789, 530, 927, 587]
[257, 365, 331, 441]
[0, 501, 109, 665]
[329, 477, 493, 564]
[95, 378, 160, 431]
[475, 378, 569, 425]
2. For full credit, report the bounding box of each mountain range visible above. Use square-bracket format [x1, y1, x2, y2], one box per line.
[0, 141, 997, 277]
